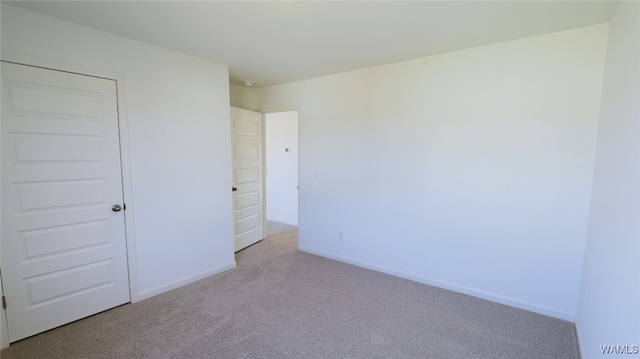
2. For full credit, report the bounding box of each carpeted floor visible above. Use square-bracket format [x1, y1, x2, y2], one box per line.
[266, 220, 297, 235]
[1, 225, 579, 359]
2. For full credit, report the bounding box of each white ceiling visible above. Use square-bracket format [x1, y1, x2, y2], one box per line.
[6, 1, 618, 88]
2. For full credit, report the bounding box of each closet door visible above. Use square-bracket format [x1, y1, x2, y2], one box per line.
[1, 62, 130, 342]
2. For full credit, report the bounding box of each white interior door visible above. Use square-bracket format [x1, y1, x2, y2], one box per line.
[1, 62, 130, 342]
[231, 107, 264, 252]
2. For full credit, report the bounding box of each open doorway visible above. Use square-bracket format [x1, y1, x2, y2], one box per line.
[264, 111, 299, 237]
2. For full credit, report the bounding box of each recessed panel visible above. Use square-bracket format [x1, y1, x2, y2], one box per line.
[235, 191, 259, 210]
[236, 213, 260, 235]
[8, 84, 100, 119]
[14, 134, 103, 162]
[235, 168, 259, 184]
[25, 260, 114, 307]
[234, 144, 258, 159]
[19, 179, 106, 211]
[21, 221, 109, 260]
[233, 118, 258, 136]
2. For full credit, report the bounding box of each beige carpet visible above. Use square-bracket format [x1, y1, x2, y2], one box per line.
[1, 228, 578, 359]
[266, 220, 297, 235]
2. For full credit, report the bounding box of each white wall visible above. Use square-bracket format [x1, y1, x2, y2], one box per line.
[266, 111, 299, 226]
[0, 4, 235, 306]
[576, 2, 640, 358]
[258, 24, 609, 320]
[230, 83, 258, 111]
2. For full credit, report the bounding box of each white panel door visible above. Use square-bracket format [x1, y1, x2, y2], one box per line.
[1, 62, 130, 342]
[231, 107, 264, 251]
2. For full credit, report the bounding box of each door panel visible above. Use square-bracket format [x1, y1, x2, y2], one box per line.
[231, 107, 264, 252]
[1, 62, 130, 342]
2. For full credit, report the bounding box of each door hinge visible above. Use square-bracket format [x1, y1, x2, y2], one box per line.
[2, 296, 6, 309]
[123, 203, 126, 211]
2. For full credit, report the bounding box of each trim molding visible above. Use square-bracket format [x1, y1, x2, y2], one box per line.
[0, 273, 8, 349]
[135, 262, 237, 302]
[574, 320, 585, 359]
[260, 106, 304, 253]
[300, 246, 576, 322]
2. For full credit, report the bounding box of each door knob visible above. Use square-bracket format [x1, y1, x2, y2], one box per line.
[112, 204, 122, 212]
[232, 187, 238, 192]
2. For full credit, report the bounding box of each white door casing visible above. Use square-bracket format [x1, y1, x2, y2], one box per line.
[0, 270, 8, 349]
[231, 107, 264, 252]
[1, 62, 130, 342]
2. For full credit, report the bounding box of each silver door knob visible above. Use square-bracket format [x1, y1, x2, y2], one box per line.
[112, 204, 122, 212]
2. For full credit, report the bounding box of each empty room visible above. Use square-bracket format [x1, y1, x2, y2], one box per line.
[0, 1, 638, 358]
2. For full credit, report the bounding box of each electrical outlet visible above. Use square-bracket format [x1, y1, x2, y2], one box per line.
[338, 230, 343, 240]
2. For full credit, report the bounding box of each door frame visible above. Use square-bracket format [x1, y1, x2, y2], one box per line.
[0, 270, 7, 348]
[260, 107, 302, 246]
[0, 52, 140, 343]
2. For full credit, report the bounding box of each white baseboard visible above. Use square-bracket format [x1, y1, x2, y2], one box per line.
[266, 216, 298, 226]
[299, 246, 575, 322]
[574, 319, 585, 359]
[133, 261, 237, 302]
